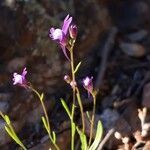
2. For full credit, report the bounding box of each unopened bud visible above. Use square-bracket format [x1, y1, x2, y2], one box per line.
[69, 25, 77, 39]
[64, 75, 71, 84]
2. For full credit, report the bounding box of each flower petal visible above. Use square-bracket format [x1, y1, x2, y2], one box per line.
[62, 15, 72, 35]
[22, 67, 27, 76]
[49, 28, 63, 41]
[60, 45, 70, 60]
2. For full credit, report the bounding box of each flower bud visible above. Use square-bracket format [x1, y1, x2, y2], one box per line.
[83, 76, 93, 95]
[64, 75, 71, 84]
[69, 25, 77, 39]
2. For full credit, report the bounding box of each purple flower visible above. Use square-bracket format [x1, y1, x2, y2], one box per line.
[49, 14, 72, 59]
[83, 76, 93, 96]
[13, 67, 27, 87]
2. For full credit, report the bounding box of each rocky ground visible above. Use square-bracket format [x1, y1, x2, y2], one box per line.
[0, 0, 150, 149]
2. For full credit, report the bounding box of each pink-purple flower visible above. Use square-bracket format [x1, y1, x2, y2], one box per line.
[13, 67, 27, 87]
[49, 14, 73, 59]
[83, 76, 93, 95]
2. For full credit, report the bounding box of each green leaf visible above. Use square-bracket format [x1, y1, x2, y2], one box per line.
[76, 92, 82, 110]
[4, 115, 10, 125]
[73, 62, 81, 74]
[5, 126, 26, 150]
[41, 116, 49, 133]
[40, 93, 44, 101]
[76, 127, 87, 150]
[89, 120, 103, 150]
[60, 98, 71, 119]
[71, 122, 76, 138]
[5, 126, 16, 142]
[3, 115, 27, 150]
[52, 131, 56, 143]
[86, 111, 91, 123]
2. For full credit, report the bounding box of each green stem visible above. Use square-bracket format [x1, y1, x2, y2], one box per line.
[71, 104, 75, 150]
[69, 41, 76, 150]
[89, 94, 96, 146]
[31, 88, 60, 150]
[70, 42, 76, 106]
[76, 87, 85, 132]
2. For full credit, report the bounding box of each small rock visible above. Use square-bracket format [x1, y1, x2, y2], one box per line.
[126, 30, 148, 42]
[119, 42, 145, 57]
[100, 108, 119, 130]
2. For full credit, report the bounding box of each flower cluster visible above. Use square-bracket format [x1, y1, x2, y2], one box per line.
[49, 14, 77, 59]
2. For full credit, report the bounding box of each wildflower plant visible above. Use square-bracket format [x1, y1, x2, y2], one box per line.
[49, 14, 103, 150]
[0, 14, 103, 150]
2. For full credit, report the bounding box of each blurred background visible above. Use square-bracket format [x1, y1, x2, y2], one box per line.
[0, 0, 150, 149]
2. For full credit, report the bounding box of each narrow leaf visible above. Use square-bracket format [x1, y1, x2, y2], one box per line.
[40, 93, 44, 101]
[86, 111, 91, 123]
[76, 127, 87, 150]
[4, 115, 10, 125]
[5, 126, 17, 142]
[89, 120, 103, 150]
[5, 126, 24, 148]
[52, 131, 56, 143]
[73, 62, 81, 74]
[61, 98, 71, 119]
[42, 116, 49, 133]
[71, 122, 76, 138]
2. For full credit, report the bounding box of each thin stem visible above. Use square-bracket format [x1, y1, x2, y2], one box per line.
[89, 94, 96, 146]
[31, 88, 50, 131]
[31, 88, 60, 150]
[76, 87, 85, 132]
[69, 41, 76, 150]
[70, 42, 76, 106]
[71, 105, 75, 150]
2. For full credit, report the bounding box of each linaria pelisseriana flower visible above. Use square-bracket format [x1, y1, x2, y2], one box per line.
[83, 76, 93, 96]
[13, 67, 27, 87]
[49, 14, 72, 59]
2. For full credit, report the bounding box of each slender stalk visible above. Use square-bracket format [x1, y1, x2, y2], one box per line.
[31, 88, 59, 150]
[70, 42, 76, 105]
[69, 40, 76, 150]
[89, 94, 96, 145]
[76, 87, 85, 132]
[71, 104, 75, 150]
